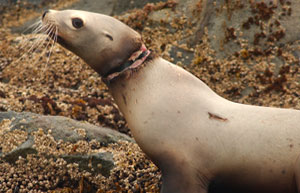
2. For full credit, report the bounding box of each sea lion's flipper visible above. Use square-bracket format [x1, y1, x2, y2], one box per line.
[294, 154, 300, 192]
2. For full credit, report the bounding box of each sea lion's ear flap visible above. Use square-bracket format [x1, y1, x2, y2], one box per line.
[103, 30, 114, 41]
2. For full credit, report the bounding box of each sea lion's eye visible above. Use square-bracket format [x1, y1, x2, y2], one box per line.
[72, 18, 83, 29]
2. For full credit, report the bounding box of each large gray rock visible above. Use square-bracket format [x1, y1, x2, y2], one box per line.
[69, 0, 168, 15]
[0, 111, 131, 143]
[190, 0, 300, 58]
[0, 111, 132, 177]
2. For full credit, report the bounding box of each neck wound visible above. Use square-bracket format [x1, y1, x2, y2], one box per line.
[105, 44, 151, 81]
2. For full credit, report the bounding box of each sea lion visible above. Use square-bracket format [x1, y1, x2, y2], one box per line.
[41, 9, 300, 193]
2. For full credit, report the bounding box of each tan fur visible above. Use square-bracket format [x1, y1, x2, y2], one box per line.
[43, 10, 300, 193]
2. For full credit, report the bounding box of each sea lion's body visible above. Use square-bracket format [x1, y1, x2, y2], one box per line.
[110, 57, 300, 193]
[41, 10, 300, 193]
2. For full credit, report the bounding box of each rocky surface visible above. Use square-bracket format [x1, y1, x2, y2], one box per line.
[0, 0, 299, 192]
[0, 111, 131, 165]
[0, 111, 159, 193]
[191, 0, 300, 58]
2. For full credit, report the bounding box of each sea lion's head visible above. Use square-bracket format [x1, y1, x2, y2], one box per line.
[42, 9, 142, 77]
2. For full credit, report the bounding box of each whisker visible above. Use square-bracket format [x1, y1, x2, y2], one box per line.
[27, 33, 47, 53]
[16, 23, 51, 63]
[18, 21, 46, 51]
[16, 17, 59, 71]
[30, 25, 44, 35]
[30, 24, 56, 67]
[30, 24, 54, 50]
[22, 19, 42, 34]
[28, 24, 55, 67]
[14, 35, 46, 64]
[46, 26, 58, 64]
[32, 22, 50, 34]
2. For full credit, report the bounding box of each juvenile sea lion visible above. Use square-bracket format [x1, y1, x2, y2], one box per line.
[42, 9, 300, 193]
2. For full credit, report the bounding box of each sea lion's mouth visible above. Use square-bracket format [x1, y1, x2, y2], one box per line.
[105, 44, 151, 81]
[56, 35, 67, 46]
[52, 34, 71, 50]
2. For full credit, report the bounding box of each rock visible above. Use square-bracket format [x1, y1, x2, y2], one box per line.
[1, 135, 37, 163]
[0, 111, 133, 177]
[141, 0, 300, 60]
[0, 111, 132, 143]
[9, 0, 169, 33]
[61, 152, 114, 177]
[190, 0, 300, 58]
[0, 112, 159, 193]
[0, 0, 9, 6]
[69, 0, 168, 15]
[112, 0, 169, 15]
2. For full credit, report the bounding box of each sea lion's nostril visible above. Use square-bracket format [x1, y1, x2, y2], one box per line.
[42, 10, 49, 19]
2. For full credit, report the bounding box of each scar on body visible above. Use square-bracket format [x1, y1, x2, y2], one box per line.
[208, 112, 228, 122]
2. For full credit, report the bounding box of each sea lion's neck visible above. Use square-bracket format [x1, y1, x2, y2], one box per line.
[107, 56, 227, 175]
[107, 56, 222, 143]
[107, 56, 164, 121]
